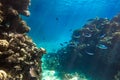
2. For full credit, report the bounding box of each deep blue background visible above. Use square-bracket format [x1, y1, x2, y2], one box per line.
[23, 0, 120, 52]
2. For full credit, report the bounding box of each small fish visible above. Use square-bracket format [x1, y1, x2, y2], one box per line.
[85, 51, 94, 55]
[100, 34, 106, 38]
[56, 17, 59, 21]
[73, 35, 81, 39]
[97, 44, 108, 49]
[68, 43, 76, 47]
[64, 42, 68, 44]
[87, 44, 90, 46]
[29, 67, 39, 78]
[87, 19, 95, 21]
[60, 43, 64, 46]
[63, 51, 67, 54]
[83, 33, 92, 37]
[69, 29, 72, 32]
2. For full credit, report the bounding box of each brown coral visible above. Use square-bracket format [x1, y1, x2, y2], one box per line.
[0, 0, 31, 16]
[0, 0, 45, 80]
[0, 39, 9, 51]
[0, 32, 45, 80]
[0, 70, 7, 80]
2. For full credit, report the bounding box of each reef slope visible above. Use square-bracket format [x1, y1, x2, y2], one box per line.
[43, 14, 120, 80]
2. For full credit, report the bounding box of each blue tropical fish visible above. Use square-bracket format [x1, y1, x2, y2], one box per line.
[97, 44, 108, 49]
[85, 51, 94, 55]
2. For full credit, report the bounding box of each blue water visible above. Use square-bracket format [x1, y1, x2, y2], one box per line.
[24, 0, 120, 79]
[24, 0, 120, 52]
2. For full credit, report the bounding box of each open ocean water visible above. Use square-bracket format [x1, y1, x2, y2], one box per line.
[24, 0, 120, 80]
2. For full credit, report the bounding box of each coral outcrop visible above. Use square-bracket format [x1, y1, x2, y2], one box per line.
[43, 14, 120, 80]
[0, 0, 45, 80]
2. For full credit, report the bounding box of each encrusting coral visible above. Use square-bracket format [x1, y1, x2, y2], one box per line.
[0, 0, 45, 80]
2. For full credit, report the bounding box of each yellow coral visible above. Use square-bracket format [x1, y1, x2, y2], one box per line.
[0, 40, 9, 51]
[0, 70, 7, 80]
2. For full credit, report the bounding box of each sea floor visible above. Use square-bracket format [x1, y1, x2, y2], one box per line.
[40, 43, 89, 80]
[41, 68, 89, 80]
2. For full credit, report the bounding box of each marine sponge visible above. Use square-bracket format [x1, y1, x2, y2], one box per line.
[47, 14, 120, 80]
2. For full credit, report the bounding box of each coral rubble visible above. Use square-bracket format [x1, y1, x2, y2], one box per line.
[0, 0, 45, 80]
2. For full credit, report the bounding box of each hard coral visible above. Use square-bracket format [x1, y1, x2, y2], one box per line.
[47, 14, 120, 80]
[0, 39, 9, 51]
[0, 32, 45, 80]
[0, 0, 31, 16]
[0, 70, 7, 80]
[0, 0, 45, 80]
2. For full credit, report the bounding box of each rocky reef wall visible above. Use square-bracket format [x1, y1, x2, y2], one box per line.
[43, 14, 120, 80]
[0, 0, 45, 80]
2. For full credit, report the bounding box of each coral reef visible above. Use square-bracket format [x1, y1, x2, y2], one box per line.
[43, 14, 120, 80]
[0, 70, 7, 80]
[64, 72, 87, 80]
[0, 0, 45, 80]
[0, 0, 30, 17]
